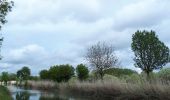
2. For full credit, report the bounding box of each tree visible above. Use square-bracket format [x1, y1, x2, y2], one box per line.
[48, 64, 75, 82]
[131, 30, 169, 77]
[17, 67, 31, 84]
[39, 70, 49, 80]
[76, 64, 89, 81]
[1, 72, 9, 85]
[86, 42, 119, 80]
[0, 0, 13, 59]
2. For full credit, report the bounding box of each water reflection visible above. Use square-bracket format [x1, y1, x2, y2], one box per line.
[16, 91, 30, 100]
[8, 86, 72, 100]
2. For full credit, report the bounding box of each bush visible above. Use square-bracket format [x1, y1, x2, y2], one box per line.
[49, 64, 75, 82]
[39, 70, 49, 80]
[76, 64, 89, 81]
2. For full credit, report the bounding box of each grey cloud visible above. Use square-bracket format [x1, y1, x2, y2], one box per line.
[0, 0, 170, 75]
[113, 0, 170, 31]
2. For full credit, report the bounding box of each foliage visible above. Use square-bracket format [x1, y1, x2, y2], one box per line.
[8, 73, 17, 80]
[131, 30, 169, 76]
[76, 64, 89, 81]
[17, 66, 31, 82]
[39, 70, 49, 80]
[48, 64, 75, 82]
[0, 0, 14, 59]
[0, 0, 14, 28]
[29, 76, 39, 81]
[86, 42, 119, 80]
[0, 86, 12, 100]
[1, 72, 9, 85]
[103, 68, 137, 77]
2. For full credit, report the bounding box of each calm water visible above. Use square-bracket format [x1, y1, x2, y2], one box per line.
[7, 86, 78, 100]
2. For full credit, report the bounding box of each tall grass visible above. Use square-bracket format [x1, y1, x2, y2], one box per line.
[25, 76, 170, 100]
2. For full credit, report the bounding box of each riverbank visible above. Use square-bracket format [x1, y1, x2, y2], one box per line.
[23, 79, 170, 100]
[0, 86, 12, 100]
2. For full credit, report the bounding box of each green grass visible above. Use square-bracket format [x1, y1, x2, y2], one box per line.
[0, 86, 12, 100]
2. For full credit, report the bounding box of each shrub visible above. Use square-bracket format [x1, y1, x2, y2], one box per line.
[39, 70, 49, 80]
[49, 64, 75, 82]
[76, 64, 89, 81]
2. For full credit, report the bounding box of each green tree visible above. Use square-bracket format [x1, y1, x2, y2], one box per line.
[39, 70, 49, 80]
[131, 30, 169, 77]
[48, 64, 75, 82]
[17, 67, 31, 84]
[1, 72, 9, 85]
[76, 64, 89, 81]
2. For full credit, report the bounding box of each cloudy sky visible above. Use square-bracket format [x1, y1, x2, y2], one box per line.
[0, 0, 170, 75]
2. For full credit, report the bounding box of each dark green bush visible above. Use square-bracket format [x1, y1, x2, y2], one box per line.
[39, 70, 49, 80]
[76, 64, 89, 81]
[48, 64, 75, 82]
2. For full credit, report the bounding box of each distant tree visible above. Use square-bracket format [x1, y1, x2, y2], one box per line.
[49, 64, 75, 82]
[131, 30, 170, 77]
[1, 72, 9, 85]
[86, 42, 119, 80]
[39, 70, 49, 80]
[76, 64, 89, 81]
[0, 0, 14, 59]
[8, 73, 17, 80]
[17, 67, 31, 84]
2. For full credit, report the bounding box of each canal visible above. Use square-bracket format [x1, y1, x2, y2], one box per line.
[7, 85, 81, 100]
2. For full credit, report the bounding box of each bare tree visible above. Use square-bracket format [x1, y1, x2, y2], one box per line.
[86, 42, 119, 80]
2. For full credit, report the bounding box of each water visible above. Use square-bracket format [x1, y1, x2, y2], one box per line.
[7, 86, 77, 100]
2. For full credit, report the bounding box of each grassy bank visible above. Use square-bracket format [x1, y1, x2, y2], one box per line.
[0, 86, 12, 100]
[24, 78, 170, 100]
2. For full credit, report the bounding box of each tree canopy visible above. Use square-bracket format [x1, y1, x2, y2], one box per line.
[131, 30, 169, 76]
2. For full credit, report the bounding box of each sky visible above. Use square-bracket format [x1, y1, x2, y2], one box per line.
[0, 0, 170, 75]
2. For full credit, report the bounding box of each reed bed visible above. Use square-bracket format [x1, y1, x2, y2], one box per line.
[25, 78, 170, 100]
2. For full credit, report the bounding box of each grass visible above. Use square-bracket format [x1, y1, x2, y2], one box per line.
[0, 86, 12, 100]
[24, 76, 170, 100]
[59, 80, 170, 100]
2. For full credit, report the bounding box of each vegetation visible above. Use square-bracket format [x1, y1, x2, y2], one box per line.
[0, 30, 170, 99]
[76, 64, 89, 81]
[17, 66, 31, 85]
[131, 30, 169, 77]
[86, 42, 119, 80]
[158, 68, 170, 81]
[0, 86, 12, 100]
[1, 72, 9, 85]
[40, 64, 75, 82]
[0, 0, 14, 59]
[39, 70, 49, 80]
[103, 68, 137, 77]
